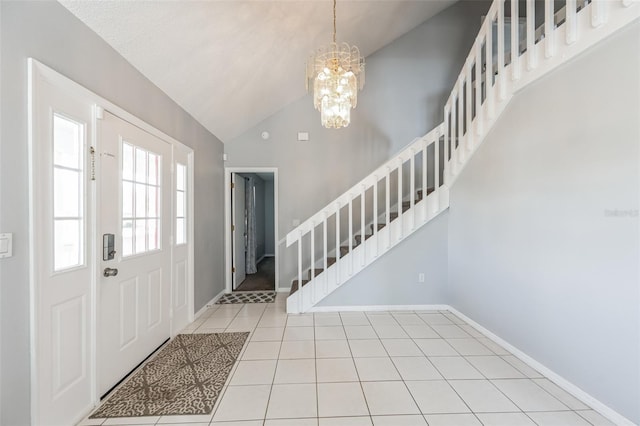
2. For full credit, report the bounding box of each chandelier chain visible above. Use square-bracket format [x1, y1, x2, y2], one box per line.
[333, 0, 337, 44]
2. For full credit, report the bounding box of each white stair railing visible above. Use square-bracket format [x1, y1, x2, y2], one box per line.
[286, 0, 639, 313]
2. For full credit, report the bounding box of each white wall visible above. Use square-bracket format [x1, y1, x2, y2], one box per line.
[447, 23, 640, 424]
[0, 1, 225, 423]
[318, 211, 449, 307]
[225, 1, 490, 289]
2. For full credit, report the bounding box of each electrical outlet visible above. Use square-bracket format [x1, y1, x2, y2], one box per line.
[418, 273, 425, 283]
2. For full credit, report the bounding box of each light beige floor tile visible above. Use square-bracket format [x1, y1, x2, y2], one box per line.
[373, 325, 409, 339]
[431, 325, 471, 339]
[315, 326, 347, 340]
[391, 357, 442, 381]
[340, 312, 370, 326]
[391, 313, 426, 326]
[314, 313, 342, 326]
[212, 384, 270, 421]
[349, 339, 389, 357]
[251, 327, 284, 342]
[283, 326, 314, 341]
[380, 339, 422, 356]
[405, 380, 470, 414]
[316, 339, 352, 358]
[423, 413, 481, 425]
[576, 410, 616, 426]
[264, 419, 317, 426]
[317, 382, 369, 417]
[476, 338, 510, 355]
[279, 340, 315, 359]
[361, 381, 420, 415]
[317, 358, 359, 382]
[429, 356, 484, 379]
[414, 339, 458, 356]
[372, 414, 427, 425]
[319, 417, 372, 426]
[501, 355, 544, 378]
[274, 358, 316, 384]
[492, 379, 570, 412]
[402, 325, 439, 339]
[446, 338, 494, 355]
[527, 411, 591, 425]
[345, 325, 378, 339]
[354, 357, 401, 381]
[417, 313, 453, 325]
[286, 314, 314, 327]
[212, 421, 262, 426]
[465, 355, 525, 379]
[476, 412, 536, 426]
[533, 378, 589, 410]
[241, 341, 281, 360]
[230, 360, 277, 385]
[448, 380, 519, 412]
[266, 383, 317, 419]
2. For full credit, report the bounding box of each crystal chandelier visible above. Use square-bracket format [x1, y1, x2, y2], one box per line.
[306, 0, 365, 129]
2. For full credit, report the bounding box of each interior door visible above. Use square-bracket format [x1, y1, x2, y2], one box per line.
[232, 174, 246, 289]
[97, 110, 171, 396]
[31, 76, 94, 425]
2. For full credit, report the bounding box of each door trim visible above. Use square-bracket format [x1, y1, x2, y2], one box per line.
[224, 168, 280, 293]
[28, 59, 195, 424]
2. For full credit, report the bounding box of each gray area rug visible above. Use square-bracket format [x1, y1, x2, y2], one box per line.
[90, 332, 248, 418]
[216, 291, 276, 304]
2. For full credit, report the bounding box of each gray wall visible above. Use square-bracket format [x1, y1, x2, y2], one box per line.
[0, 1, 225, 424]
[264, 180, 275, 256]
[319, 211, 449, 307]
[226, 1, 490, 289]
[447, 23, 640, 424]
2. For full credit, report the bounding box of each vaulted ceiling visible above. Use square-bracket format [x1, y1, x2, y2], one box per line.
[60, 1, 456, 142]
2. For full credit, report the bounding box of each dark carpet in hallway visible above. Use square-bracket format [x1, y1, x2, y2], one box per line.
[235, 257, 275, 291]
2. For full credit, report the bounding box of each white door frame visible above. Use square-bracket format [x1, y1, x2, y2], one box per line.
[28, 59, 195, 424]
[224, 167, 279, 293]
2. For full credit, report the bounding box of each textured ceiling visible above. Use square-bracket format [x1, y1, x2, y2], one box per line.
[60, 0, 456, 142]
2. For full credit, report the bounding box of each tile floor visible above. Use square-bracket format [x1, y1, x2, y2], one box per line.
[79, 294, 614, 426]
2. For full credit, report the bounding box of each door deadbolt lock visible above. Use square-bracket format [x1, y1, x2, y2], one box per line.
[103, 267, 118, 277]
[103, 234, 116, 261]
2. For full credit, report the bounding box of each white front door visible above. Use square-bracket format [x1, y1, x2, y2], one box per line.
[232, 174, 246, 289]
[171, 146, 193, 335]
[30, 77, 95, 425]
[97, 111, 171, 396]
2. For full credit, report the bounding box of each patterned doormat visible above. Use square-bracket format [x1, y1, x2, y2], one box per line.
[90, 332, 248, 418]
[216, 291, 276, 304]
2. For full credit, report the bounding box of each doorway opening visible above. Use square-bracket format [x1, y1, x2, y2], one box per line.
[225, 168, 278, 293]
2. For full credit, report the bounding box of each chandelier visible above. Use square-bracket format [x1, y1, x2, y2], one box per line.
[306, 0, 365, 129]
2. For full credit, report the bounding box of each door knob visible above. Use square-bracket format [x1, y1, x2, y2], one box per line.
[103, 267, 119, 277]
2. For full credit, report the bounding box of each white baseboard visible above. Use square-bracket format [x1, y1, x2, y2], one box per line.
[256, 255, 265, 264]
[309, 304, 450, 313]
[264, 253, 275, 257]
[194, 289, 226, 319]
[447, 307, 636, 426]
[276, 287, 291, 293]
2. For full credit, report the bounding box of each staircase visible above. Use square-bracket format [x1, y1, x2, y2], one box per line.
[286, 0, 639, 313]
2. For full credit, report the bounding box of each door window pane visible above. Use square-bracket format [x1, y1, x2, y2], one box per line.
[52, 113, 84, 271]
[54, 168, 80, 217]
[53, 115, 81, 169]
[175, 163, 187, 245]
[54, 219, 81, 270]
[122, 142, 161, 257]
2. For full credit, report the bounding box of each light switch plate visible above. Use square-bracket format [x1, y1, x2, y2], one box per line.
[297, 132, 309, 141]
[0, 233, 13, 258]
